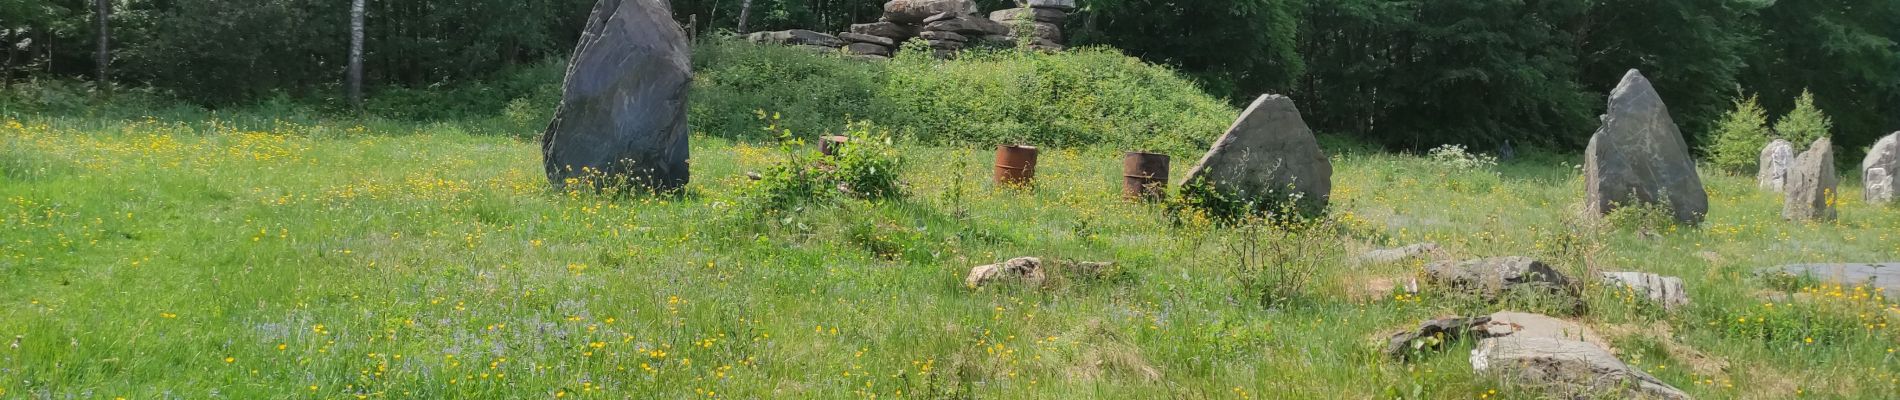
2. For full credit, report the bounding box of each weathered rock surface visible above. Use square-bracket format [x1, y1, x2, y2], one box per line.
[837, 32, 896, 47]
[1424, 257, 1572, 299]
[1758, 139, 1793, 192]
[923, 15, 1010, 36]
[990, 7, 1067, 23]
[1863, 132, 1900, 203]
[1016, 0, 1076, 10]
[745, 29, 846, 47]
[1584, 69, 1709, 224]
[1783, 137, 1837, 221]
[883, 0, 978, 24]
[1479, 312, 1607, 347]
[1025, 21, 1063, 42]
[850, 22, 917, 40]
[1183, 94, 1333, 212]
[917, 30, 967, 42]
[543, 0, 693, 191]
[1761, 263, 1900, 293]
[925, 39, 966, 50]
[1471, 336, 1691, 399]
[1599, 272, 1690, 310]
[966, 257, 1045, 288]
[844, 42, 892, 57]
[1357, 243, 1439, 264]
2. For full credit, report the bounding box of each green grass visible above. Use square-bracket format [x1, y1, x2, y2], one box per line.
[2, 114, 1897, 399]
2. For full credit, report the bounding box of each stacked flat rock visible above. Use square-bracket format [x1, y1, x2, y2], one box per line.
[988, 1, 1073, 51]
[745, 29, 846, 54]
[916, 11, 1008, 57]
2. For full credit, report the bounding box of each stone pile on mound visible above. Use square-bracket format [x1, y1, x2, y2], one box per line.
[747, 0, 1070, 60]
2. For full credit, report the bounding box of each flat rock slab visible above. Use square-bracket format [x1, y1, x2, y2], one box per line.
[1600, 272, 1690, 310]
[1357, 243, 1439, 264]
[1471, 336, 1691, 400]
[1479, 311, 1608, 349]
[746, 29, 846, 47]
[1183, 94, 1333, 212]
[884, 0, 978, 24]
[1584, 69, 1709, 224]
[542, 0, 692, 191]
[1761, 263, 1900, 295]
[1863, 132, 1899, 203]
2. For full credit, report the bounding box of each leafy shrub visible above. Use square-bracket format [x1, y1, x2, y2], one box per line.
[1774, 89, 1832, 149]
[740, 112, 908, 214]
[830, 121, 906, 200]
[1426, 144, 1498, 171]
[1603, 201, 1679, 233]
[1225, 215, 1338, 309]
[1704, 93, 1772, 174]
[691, 39, 886, 141]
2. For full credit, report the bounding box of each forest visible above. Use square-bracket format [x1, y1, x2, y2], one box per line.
[3, 0, 1896, 153]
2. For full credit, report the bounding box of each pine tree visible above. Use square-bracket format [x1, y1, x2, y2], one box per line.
[1705, 93, 1771, 173]
[1775, 89, 1833, 151]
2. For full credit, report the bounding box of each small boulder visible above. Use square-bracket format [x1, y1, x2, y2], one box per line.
[883, 0, 978, 24]
[1016, 0, 1076, 11]
[922, 15, 1011, 36]
[1758, 139, 1793, 192]
[1357, 243, 1440, 264]
[966, 257, 1045, 288]
[850, 22, 917, 41]
[745, 29, 846, 47]
[1782, 137, 1836, 221]
[1862, 132, 1899, 204]
[1424, 257, 1572, 300]
[1182, 94, 1334, 213]
[989, 7, 1067, 23]
[1600, 272, 1691, 310]
[1584, 69, 1709, 224]
[837, 32, 896, 47]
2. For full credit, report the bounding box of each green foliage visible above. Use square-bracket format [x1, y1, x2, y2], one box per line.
[740, 112, 908, 215]
[1603, 201, 1680, 233]
[1773, 89, 1833, 150]
[829, 121, 905, 200]
[1071, 0, 1305, 100]
[1705, 94, 1773, 174]
[1425, 144, 1499, 171]
[1744, 0, 1900, 160]
[691, 39, 884, 141]
[1225, 215, 1337, 310]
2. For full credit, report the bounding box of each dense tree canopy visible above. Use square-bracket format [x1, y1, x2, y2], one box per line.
[4, 0, 1896, 153]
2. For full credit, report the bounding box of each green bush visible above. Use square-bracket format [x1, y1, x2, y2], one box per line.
[739, 113, 908, 215]
[691, 39, 886, 141]
[1704, 93, 1772, 174]
[1774, 89, 1833, 149]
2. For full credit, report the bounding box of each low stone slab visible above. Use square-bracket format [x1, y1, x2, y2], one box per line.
[844, 42, 892, 57]
[966, 257, 1045, 288]
[1424, 257, 1572, 300]
[1761, 263, 1900, 294]
[1383, 316, 1491, 361]
[1600, 272, 1690, 310]
[850, 22, 917, 41]
[1357, 243, 1439, 264]
[1471, 336, 1691, 399]
[990, 7, 1067, 23]
[837, 32, 896, 47]
[1016, 0, 1076, 11]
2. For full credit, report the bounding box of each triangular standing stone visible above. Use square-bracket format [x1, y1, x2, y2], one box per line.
[1584, 69, 1708, 224]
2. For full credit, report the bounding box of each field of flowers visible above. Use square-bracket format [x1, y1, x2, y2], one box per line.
[2, 115, 1896, 399]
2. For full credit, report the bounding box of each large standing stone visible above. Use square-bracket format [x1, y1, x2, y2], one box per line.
[1782, 137, 1836, 221]
[1863, 132, 1900, 203]
[542, 0, 692, 191]
[1183, 94, 1333, 212]
[1758, 139, 1793, 192]
[883, 0, 978, 24]
[1584, 69, 1709, 224]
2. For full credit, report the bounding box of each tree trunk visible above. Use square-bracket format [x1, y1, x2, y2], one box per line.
[348, 0, 366, 109]
[3, 34, 14, 91]
[736, 0, 754, 34]
[94, 0, 110, 93]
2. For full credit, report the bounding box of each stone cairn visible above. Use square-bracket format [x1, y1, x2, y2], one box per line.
[744, 0, 1072, 61]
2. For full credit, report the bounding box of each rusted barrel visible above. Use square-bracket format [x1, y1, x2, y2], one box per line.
[994, 145, 1039, 187]
[818, 136, 849, 156]
[1122, 152, 1170, 201]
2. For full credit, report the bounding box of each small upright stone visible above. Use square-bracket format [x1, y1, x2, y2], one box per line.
[1758, 139, 1793, 192]
[1862, 132, 1900, 204]
[1183, 94, 1333, 213]
[542, 0, 692, 191]
[1584, 69, 1709, 224]
[1783, 137, 1837, 221]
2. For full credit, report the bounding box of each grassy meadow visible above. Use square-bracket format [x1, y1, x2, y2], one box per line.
[2, 113, 1896, 399]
